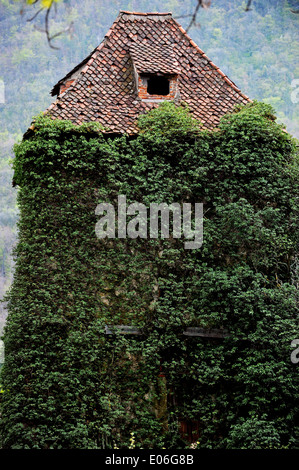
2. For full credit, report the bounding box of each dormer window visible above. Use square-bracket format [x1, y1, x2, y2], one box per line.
[130, 43, 181, 102]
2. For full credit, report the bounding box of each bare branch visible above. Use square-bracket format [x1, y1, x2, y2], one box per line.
[50, 22, 74, 41]
[245, 0, 253, 12]
[33, 26, 47, 33]
[175, 14, 194, 20]
[185, 1, 202, 32]
[175, 1, 210, 32]
[26, 7, 44, 22]
[175, 0, 258, 34]
[23, 1, 73, 50]
[23, 0, 298, 50]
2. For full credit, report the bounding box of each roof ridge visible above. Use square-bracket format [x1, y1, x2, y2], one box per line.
[119, 11, 172, 16]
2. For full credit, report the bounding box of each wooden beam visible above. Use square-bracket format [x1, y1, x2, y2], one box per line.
[105, 325, 143, 335]
[183, 327, 230, 338]
[104, 325, 230, 338]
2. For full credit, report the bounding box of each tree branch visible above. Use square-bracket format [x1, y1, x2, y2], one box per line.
[22, 0, 73, 50]
[21, 0, 299, 49]
[185, 1, 202, 32]
[245, 0, 253, 12]
[175, 0, 254, 33]
[27, 7, 44, 23]
[175, 1, 211, 32]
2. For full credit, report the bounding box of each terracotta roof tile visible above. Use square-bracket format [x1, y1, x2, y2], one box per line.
[130, 43, 181, 75]
[46, 11, 250, 134]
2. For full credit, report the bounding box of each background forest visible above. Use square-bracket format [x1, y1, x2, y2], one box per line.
[0, 0, 298, 362]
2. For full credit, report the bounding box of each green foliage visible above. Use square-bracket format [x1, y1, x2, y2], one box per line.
[225, 414, 282, 449]
[0, 0, 298, 349]
[137, 101, 201, 138]
[137, 101, 203, 163]
[0, 102, 298, 449]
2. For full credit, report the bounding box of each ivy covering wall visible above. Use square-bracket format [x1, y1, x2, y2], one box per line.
[0, 102, 298, 449]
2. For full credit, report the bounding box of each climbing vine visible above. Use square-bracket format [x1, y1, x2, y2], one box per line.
[0, 101, 298, 449]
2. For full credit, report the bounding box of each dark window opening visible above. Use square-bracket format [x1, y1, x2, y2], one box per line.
[179, 419, 200, 443]
[147, 76, 169, 95]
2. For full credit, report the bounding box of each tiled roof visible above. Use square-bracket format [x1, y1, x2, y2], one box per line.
[46, 11, 250, 134]
[130, 43, 181, 75]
